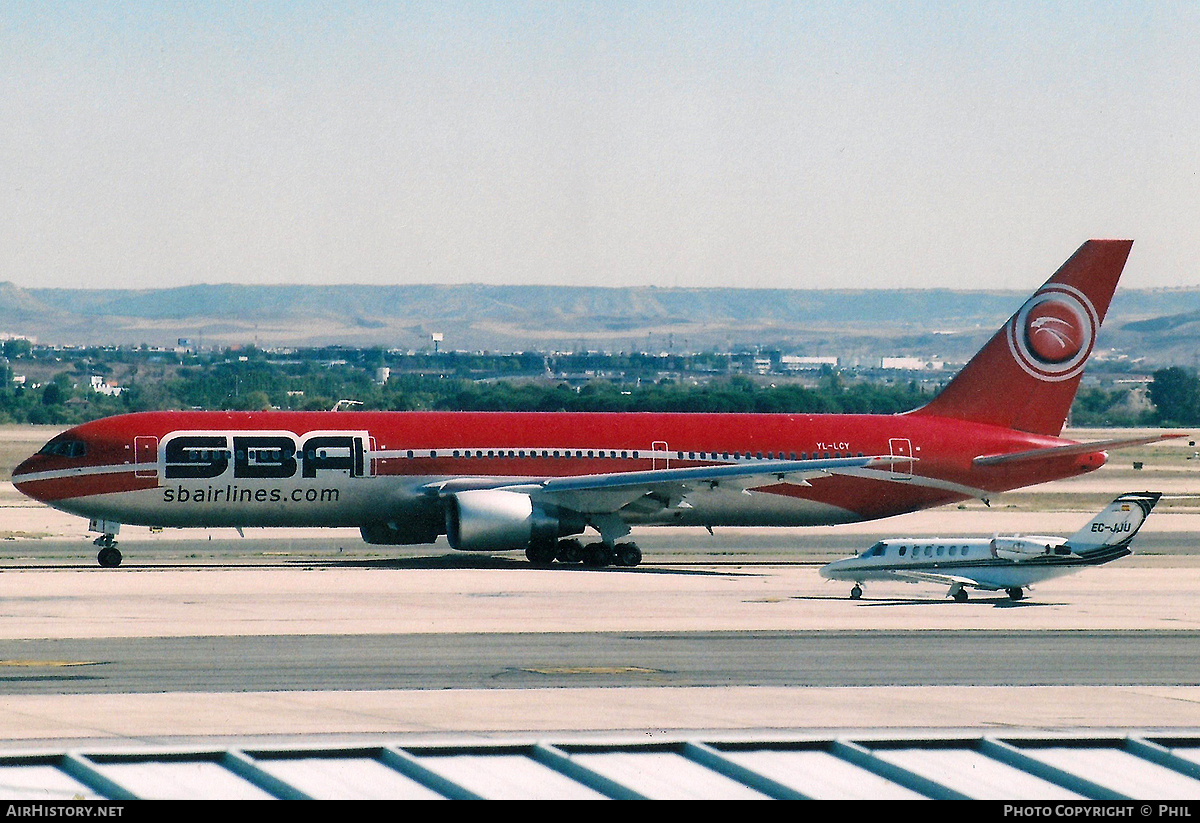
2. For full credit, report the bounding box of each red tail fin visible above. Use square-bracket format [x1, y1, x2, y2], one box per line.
[913, 239, 1133, 436]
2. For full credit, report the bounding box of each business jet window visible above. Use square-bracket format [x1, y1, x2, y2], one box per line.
[898, 546, 907, 556]
[39, 439, 87, 458]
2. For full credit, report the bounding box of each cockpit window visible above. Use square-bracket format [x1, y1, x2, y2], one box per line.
[862, 541, 886, 558]
[38, 439, 87, 458]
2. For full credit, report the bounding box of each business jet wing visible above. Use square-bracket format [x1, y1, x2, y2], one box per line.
[890, 569, 1000, 591]
[972, 433, 1186, 467]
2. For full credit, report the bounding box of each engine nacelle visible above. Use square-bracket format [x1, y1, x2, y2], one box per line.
[360, 518, 441, 546]
[990, 536, 1061, 562]
[359, 500, 443, 545]
[445, 489, 583, 552]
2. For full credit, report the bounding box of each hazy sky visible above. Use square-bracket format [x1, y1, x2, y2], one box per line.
[3, 2, 1198, 292]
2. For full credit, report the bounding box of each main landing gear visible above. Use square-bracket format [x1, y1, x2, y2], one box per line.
[525, 538, 642, 568]
[951, 586, 1023, 602]
[93, 534, 122, 568]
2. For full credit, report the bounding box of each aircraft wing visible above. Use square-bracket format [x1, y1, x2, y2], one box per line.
[423, 455, 891, 540]
[519, 455, 887, 513]
[973, 434, 1186, 467]
[890, 569, 999, 591]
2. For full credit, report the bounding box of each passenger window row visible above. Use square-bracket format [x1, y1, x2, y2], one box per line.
[391, 449, 865, 460]
[893, 545, 974, 558]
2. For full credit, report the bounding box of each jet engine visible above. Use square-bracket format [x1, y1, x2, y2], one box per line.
[445, 489, 584, 552]
[359, 500, 443, 545]
[360, 516, 442, 546]
[989, 536, 1063, 562]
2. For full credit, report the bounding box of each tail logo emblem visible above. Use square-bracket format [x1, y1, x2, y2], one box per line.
[1007, 284, 1098, 382]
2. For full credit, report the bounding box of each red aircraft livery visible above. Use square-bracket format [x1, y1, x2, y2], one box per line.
[12, 240, 1178, 568]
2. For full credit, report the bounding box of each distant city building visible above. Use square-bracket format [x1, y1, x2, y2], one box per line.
[89, 375, 125, 396]
[780, 356, 839, 371]
[879, 357, 945, 371]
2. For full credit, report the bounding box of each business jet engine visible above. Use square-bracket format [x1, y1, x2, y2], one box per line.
[445, 489, 585, 558]
[989, 536, 1064, 562]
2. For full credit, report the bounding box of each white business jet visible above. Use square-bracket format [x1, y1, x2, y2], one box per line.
[820, 491, 1161, 602]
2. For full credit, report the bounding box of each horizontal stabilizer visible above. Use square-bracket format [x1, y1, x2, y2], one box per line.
[973, 434, 1186, 467]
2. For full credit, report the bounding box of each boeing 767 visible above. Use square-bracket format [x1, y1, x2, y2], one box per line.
[12, 239, 1179, 567]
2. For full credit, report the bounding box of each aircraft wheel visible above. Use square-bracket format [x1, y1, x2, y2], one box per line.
[97, 546, 122, 568]
[582, 543, 612, 568]
[1006, 587, 1024, 601]
[525, 543, 557, 566]
[614, 542, 642, 567]
[850, 585, 862, 600]
[556, 538, 584, 564]
[953, 588, 968, 603]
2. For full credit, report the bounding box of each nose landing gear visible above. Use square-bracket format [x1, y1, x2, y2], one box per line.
[93, 533, 122, 568]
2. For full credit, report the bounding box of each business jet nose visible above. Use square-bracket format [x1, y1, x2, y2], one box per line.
[819, 559, 844, 579]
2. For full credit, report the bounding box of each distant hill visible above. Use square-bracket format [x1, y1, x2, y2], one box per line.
[2, 281, 1199, 366]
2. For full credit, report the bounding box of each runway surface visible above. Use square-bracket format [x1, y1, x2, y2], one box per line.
[0, 555, 1200, 748]
[3, 630, 1200, 695]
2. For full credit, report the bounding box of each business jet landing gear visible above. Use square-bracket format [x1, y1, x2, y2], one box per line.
[949, 583, 969, 603]
[1006, 587, 1025, 601]
[93, 534, 122, 568]
[850, 584, 863, 600]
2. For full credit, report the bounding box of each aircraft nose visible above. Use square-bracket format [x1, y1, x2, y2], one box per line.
[13, 452, 39, 479]
[11, 454, 46, 500]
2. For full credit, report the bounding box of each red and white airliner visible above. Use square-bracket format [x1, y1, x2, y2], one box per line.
[12, 240, 1177, 568]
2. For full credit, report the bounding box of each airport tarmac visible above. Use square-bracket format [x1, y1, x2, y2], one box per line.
[0, 427, 1198, 752]
[2, 518, 1200, 749]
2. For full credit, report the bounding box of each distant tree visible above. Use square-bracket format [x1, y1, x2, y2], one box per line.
[2, 338, 32, 358]
[1148, 367, 1200, 425]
